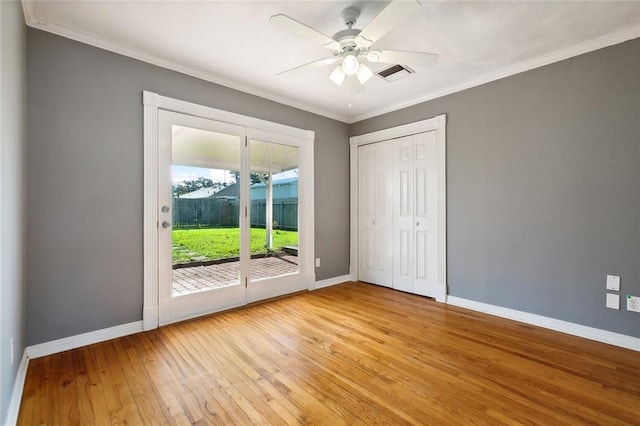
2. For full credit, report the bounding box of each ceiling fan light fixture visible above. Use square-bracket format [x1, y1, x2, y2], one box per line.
[329, 65, 346, 86]
[356, 63, 373, 84]
[366, 50, 381, 62]
[341, 53, 359, 75]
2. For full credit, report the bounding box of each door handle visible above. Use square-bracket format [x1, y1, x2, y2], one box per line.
[162, 221, 171, 229]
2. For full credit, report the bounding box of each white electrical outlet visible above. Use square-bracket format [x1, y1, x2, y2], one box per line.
[315, 258, 321, 268]
[10, 337, 14, 365]
[606, 275, 620, 291]
[606, 293, 620, 310]
[627, 295, 640, 313]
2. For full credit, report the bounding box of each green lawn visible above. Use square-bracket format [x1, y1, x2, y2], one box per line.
[172, 228, 298, 264]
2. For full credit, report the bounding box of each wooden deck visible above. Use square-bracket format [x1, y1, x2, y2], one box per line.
[18, 282, 640, 424]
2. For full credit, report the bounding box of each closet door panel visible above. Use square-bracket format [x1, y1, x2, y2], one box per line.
[359, 142, 392, 287]
[358, 144, 376, 284]
[416, 230, 428, 280]
[374, 141, 393, 286]
[413, 131, 438, 297]
[393, 137, 414, 292]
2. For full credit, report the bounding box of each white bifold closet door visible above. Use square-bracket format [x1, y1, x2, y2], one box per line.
[358, 140, 393, 287]
[392, 132, 438, 297]
[358, 131, 439, 298]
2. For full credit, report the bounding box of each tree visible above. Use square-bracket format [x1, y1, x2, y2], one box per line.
[229, 171, 268, 185]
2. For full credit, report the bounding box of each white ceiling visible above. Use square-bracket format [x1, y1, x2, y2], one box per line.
[23, 1, 640, 123]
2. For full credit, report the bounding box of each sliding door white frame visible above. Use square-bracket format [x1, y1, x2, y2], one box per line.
[143, 91, 315, 330]
[349, 115, 447, 302]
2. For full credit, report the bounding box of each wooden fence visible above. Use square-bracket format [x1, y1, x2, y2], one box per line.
[172, 197, 298, 230]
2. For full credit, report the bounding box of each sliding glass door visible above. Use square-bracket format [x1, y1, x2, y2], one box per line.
[157, 112, 312, 324]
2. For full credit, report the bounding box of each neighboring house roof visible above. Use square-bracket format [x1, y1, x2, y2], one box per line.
[178, 187, 218, 199]
[214, 183, 240, 198]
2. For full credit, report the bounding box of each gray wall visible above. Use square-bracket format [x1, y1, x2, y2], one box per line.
[26, 29, 350, 345]
[24, 24, 640, 346]
[0, 0, 27, 422]
[351, 38, 640, 337]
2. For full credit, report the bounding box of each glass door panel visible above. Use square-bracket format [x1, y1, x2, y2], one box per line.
[248, 139, 300, 286]
[158, 110, 246, 325]
[171, 125, 242, 292]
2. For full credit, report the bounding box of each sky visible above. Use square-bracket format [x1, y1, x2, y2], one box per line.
[172, 165, 230, 184]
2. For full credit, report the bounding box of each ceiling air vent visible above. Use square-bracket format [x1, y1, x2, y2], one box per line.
[377, 64, 415, 82]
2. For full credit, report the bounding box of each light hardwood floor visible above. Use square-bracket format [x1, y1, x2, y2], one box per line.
[18, 282, 640, 425]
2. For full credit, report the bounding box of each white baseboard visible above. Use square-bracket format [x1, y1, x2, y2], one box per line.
[5, 350, 29, 426]
[313, 274, 351, 290]
[447, 296, 640, 352]
[26, 321, 144, 359]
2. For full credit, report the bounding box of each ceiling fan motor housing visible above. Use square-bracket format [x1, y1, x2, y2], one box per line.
[329, 7, 369, 57]
[341, 7, 360, 28]
[332, 29, 362, 54]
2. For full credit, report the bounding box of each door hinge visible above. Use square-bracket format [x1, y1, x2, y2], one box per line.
[245, 277, 248, 288]
[245, 136, 248, 147]
[245, 206, 248, 217]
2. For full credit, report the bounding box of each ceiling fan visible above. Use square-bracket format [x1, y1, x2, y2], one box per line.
[270, 0, 438, 90]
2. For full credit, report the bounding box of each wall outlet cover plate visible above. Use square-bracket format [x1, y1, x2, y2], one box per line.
[606, 275, 620, 291]
[606, 293, 620, 310]
[626, 295, 640, 313]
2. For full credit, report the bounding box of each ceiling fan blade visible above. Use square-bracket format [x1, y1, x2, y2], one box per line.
[270, 14, 336, 48]
[367, 49, 439, 69]
[358, 0, 421, 45]
[276, 57, 337, 76]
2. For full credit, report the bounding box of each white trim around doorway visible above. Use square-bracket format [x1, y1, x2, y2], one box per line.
[142, 91, 315, 330]
[349, 115, 447, 302]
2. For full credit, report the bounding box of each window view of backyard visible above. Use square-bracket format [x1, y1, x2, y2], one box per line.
[170, 164, 299, 296]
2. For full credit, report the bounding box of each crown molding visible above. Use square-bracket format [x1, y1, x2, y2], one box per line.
[21, 0, 34, 25]
[21, 2, 640, 125]
[347, 25, 640, 123]
[21, 9, 350, 123]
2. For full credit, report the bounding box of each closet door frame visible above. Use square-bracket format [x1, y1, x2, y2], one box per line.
[349, 115, 447, 302]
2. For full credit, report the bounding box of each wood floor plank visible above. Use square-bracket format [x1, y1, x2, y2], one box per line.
[17, 282, 640, 425]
